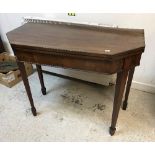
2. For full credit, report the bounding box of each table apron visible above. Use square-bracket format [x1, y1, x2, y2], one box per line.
[14, 50, 142, 74]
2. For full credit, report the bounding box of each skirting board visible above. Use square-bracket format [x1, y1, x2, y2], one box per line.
[131, 81, 155, 94]
[111, 76, 155, 94]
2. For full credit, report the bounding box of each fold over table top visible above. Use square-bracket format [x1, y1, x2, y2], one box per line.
[7, 21, 145, 60]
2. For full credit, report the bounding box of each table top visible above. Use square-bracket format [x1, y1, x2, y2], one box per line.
[7, 21, 145, 60]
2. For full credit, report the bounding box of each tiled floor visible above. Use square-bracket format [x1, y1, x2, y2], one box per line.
[0, 72, 155, 141]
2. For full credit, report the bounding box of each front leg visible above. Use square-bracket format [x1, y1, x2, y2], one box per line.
[17, 61, 37, 116]
[109, 70, 128, 136]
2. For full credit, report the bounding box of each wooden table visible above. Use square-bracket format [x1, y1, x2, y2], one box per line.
[7, 21, 145, 135]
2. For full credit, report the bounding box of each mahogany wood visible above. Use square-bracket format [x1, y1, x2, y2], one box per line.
[7, 22, 145, 60]
[110, 70, 128, 135]
[122, 67, 135, 110]
[36, 64, 46, 95]
[7, 21, 145, 135]
[17, 61, 37, 116]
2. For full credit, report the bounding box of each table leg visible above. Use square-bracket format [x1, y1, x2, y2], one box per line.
[36, 64, 46, 95]
[109, 70, 128, 136]
[122, 67, 135, 110]
[17, 61, 37, 116]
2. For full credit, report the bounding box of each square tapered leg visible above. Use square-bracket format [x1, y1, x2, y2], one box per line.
[17, 61, 37, 116]
[122, 67, 135, 110]
[36, 64, 46, 95]
[109, 70, 128, 135]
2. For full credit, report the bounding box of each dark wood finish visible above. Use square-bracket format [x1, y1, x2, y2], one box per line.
[17, 61, 37, 116]
[36, 64, 46, 95]
[13, 49, 124, 74]
[122, 67, 135, 110]
[7, 21, 145, 135]
[7, 22, 145, 60]
[110, 70, 128, 135]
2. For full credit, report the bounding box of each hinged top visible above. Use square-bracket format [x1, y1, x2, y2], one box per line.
[7, 21, 145, 60]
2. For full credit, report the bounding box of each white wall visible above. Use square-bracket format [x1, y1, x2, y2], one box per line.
[0, 13, 155, 93]
[0, 13, 44, 54]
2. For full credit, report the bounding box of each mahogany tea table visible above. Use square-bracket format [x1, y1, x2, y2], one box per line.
[7, 21, 145, 135]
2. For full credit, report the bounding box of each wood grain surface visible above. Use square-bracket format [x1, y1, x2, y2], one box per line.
[6, 20, 146, 135]
[7, 21, 145, 60]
